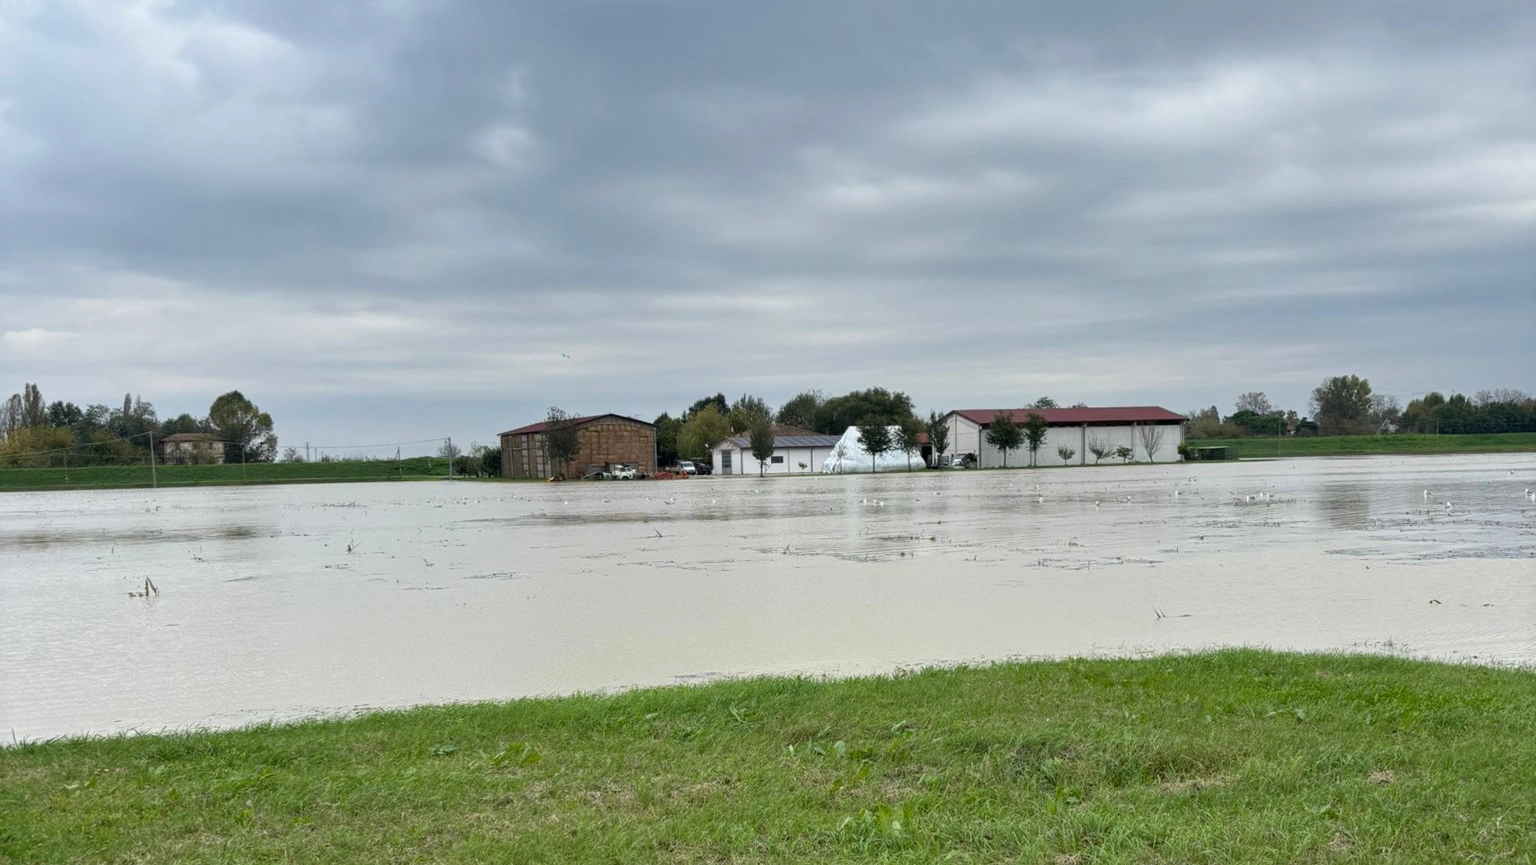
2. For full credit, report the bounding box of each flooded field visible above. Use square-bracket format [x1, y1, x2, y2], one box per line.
[3, 453, 1533, 741]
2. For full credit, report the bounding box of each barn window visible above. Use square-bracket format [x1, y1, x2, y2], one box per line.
[770, 455, 784, 464]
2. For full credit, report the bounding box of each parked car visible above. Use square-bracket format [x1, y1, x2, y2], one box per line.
[611, 463, 637, 480]
[943, 452, 976, 469]
[677, 460, 698, 475]
[583, 465, 611, 480]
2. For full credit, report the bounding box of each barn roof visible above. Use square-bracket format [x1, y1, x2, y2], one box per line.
[721, 434, 844, 449]
[951, 406, 1184, 425]
[500, 413, 654, 436]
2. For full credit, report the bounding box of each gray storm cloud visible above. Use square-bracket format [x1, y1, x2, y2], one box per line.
[2, 1, 1531, 446]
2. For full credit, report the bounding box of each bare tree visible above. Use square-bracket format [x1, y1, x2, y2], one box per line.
[1056, 445, 1076, 465]
[1087, 436, 1112, 464]
[1138, 425, 1165, 461]
[1234, 391, 1274, 415]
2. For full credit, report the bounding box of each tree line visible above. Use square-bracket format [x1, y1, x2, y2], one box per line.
[653, 388, 1102, 475]
[0, 383, 277, 468]
[1186, 377, 1534, 439]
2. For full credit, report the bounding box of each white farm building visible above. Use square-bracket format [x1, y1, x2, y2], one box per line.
[943, 407, 1186, 467]
[712, 430, 844, 476]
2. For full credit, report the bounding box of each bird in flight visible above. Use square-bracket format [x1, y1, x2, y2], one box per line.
[561, 353, 571, 359]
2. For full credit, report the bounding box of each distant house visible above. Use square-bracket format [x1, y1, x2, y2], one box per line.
[499, 414, 656, 479]
[160, 432, 225, 465]
[943, 406, 1186, 467]
[711, 425, 844, 476]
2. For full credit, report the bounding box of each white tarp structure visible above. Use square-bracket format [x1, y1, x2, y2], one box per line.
[820, 426, 922, 473]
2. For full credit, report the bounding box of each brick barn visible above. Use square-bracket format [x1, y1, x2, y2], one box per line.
[499, 414, 657, 479]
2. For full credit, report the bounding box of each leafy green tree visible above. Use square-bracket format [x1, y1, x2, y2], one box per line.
[653, 412, 682, 466]
[748, 416, 776, 477]
[1227, 409, 1285, 437]
[985, 412, 1023, 468]
[1401, 392, 1445, 433]
[45, 400, 83, 431]
[925, 411, 950, 467]
[21, 383, 45, 429]
[1031, 396, 1058, 409]
[815, 388, 916, 435]
[209, 391, 276, 463]
[480, 445, 502, 477]
[684, 393, 729, 421]
[0, 425, 72, 467]
[678, 405, 731, 460]
[1056, 445, 1076, 465]
[728, 393, 772, 434]
[857, 418, 894, 473]
[1023, 412, 1049, 466]
[542, 406, 581, 477]
[1115, 445, 1134, 463]
[1310, 375, 1373, 435]
[775, 390, 823, 430]
[160, 413, 208, 436]
[897, 418, 922, 471]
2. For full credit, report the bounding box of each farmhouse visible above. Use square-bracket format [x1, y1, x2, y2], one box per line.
[711, 426, 844, 476]
[499, 414, 656, 479]
[943, 406, 1186, 467]
[160, 432, 225, 465]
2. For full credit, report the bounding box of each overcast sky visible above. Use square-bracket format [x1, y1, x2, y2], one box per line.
[2, 1, 1532, 453]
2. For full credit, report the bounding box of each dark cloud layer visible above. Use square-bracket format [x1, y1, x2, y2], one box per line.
[2, 1, 1531, 448]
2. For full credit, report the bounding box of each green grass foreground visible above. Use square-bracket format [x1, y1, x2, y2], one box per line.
[0, 458, 477, 491]
[1187, 431, 1536, 459]
[3, 651, 1533, 864]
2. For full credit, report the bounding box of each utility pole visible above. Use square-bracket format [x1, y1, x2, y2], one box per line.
[305, 441, 311, 462]
[446, 437, 454, 480]
[149, 431, 158, 488]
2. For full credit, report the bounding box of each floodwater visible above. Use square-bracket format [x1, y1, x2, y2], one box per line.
[2, 454, 1533, 741]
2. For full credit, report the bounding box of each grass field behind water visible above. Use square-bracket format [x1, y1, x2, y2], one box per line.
[3, 650, 1533, 864]
[1187, 431, 1536, 459]
[0, 457, 463, 491]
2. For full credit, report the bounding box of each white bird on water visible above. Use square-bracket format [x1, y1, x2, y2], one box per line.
[1445, 501, 1453, 513]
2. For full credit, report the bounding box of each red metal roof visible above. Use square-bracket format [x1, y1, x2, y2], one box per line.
[499, 413, 653, 436]
[951, 406, 1185, 425]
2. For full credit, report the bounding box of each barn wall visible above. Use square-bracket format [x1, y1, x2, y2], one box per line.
[968, 421, 1185, 468]
[500, 416, 657, 479]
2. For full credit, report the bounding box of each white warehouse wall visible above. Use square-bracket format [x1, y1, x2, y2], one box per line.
[951, 419, 1184, 468]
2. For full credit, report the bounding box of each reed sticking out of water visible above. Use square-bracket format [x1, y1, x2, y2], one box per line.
[128, 577, 159, 599]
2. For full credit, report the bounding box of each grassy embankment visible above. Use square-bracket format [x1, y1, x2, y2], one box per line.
[3, 650, 1533, 864]
[0, 458, 478, 492]
[1187, 431, 1536, 460]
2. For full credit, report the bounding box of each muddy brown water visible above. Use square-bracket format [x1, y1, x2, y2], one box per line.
[3, 454, 1533, 741]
